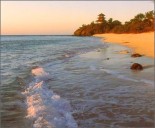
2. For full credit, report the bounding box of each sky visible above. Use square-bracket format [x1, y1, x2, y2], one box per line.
[1, 1, 154, 35]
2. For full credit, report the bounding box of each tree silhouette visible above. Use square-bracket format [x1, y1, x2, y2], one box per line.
[74, 11, 154, 36]
[145, 10, 154, 22]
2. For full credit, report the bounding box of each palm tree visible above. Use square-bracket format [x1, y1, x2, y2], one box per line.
[143, 10, 154, 29]
[145, 10, 154, 22]
[134, 13, 145, 22]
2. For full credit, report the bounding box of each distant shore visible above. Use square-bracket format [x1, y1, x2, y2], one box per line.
[94, 32, 154, 58]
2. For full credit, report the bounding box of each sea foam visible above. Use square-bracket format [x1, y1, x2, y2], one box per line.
[101, 69, 154, 86]
[23, 67, 78, 128]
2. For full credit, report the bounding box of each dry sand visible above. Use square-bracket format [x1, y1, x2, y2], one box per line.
[94, 32, 154, 58]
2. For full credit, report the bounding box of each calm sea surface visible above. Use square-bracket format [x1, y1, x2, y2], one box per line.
[1, 35, 154, 128]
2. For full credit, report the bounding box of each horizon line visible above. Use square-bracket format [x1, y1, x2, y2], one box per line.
[1, 34, 74, 36]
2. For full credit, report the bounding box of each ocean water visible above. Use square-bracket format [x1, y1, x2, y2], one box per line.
[1, 35, 154, 128]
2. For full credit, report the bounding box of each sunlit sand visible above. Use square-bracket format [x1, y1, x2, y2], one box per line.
[94, 32, 154, 58]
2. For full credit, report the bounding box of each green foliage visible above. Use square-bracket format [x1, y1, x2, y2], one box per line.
[74, 10, 154, 36]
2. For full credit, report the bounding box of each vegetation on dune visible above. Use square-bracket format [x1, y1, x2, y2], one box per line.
[74, 10, 154, 36]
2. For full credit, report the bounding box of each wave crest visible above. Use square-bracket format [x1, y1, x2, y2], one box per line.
[23, 67, 78, 128]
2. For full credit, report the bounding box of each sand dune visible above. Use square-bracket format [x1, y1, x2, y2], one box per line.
[94, 32, 154, 58]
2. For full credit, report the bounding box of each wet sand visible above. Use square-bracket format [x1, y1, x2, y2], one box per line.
[94, 32, 154, 58]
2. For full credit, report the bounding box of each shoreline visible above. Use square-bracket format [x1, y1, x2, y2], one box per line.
[93, 32, 154, 58]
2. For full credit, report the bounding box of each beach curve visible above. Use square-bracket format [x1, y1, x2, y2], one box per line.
[94, 32, 154, 58]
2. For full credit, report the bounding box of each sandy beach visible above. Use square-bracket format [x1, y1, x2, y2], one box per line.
[94, 32, 154, 58]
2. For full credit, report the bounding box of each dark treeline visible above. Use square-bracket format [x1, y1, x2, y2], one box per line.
[74, 10, 154, 36]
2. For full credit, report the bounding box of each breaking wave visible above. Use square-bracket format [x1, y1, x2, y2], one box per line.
[22, 66, 78, 128]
